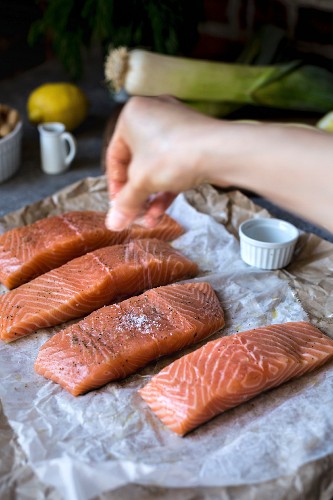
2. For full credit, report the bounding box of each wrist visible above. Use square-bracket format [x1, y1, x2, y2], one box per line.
[196, 121, 281, 190]
[194, 120, 248, 187]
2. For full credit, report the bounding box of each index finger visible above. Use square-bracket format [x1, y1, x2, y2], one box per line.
[105, 159, 153, 231]
[105, 133, 131, 199]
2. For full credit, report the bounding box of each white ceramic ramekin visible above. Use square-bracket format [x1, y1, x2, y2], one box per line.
[239, 218, 299, 270]
[0, 120, 22, 183]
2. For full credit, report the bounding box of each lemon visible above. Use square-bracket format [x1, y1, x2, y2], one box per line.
[27, 83, 89, 131]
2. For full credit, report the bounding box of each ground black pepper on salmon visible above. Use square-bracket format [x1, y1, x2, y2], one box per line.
[0, 239, 198, 342]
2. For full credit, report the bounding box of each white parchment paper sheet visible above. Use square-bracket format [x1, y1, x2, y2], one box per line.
[0, 178, 333, 500]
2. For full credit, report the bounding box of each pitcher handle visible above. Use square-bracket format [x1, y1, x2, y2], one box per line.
[61, 132, 77, 167]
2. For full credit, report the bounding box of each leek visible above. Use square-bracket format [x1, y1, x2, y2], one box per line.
[105, 47, 333, 113]
[183, 100, 237, 117]
[317, 110, 333, 132]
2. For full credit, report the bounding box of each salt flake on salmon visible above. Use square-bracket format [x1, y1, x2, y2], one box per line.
[34, 282, 225, 396]
[0, 239, 197, 342]
[139, 322, 333, 435]
[0, 210, 184, 289]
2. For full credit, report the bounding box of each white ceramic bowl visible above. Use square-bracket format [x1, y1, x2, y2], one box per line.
[239, 218, 299, 270]
[0, 120, 22, 183]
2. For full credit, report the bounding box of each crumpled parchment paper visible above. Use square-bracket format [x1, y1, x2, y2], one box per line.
[0, 177, 333, 500]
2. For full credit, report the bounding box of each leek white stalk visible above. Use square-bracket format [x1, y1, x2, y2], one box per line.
[105, 47, 333, 113]
[105, 47, 279, 103]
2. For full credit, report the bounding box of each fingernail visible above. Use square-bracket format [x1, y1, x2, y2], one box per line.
[134, 215, 155, 228]
[106, 208, 129, 231]
[143, 214, 163, 228]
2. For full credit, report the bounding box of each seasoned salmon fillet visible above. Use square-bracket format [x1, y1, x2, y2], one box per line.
[0, 239, 197, 342]
[34, 282, 225, 396]
[139, 322, 333, 435]
[0, 211, 184, 289]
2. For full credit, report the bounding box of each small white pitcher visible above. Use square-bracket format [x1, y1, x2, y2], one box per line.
[38, 122, 76, 174]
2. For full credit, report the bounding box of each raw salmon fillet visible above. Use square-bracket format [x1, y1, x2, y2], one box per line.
[0, 211, 184, 289]
[139, 322, 333, 435]
[0, 239, 197, 342]
[34, 282, 225, 396]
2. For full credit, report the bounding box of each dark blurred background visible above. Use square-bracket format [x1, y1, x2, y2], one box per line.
[1, 0, 333, 81]
[1, 0, 333, 242]
[0, 0, 45, 79]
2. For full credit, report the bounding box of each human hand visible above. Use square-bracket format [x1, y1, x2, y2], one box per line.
[106, 95, 333, 233]
[105, 96, 215, 230]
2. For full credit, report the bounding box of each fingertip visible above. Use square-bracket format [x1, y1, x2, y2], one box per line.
[105, 208, 130, 232]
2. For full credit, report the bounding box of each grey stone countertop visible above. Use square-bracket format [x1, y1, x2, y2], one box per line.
[0, 49, 115, 215]
[0, 50, 332, 243]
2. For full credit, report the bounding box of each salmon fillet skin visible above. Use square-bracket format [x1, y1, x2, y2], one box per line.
[0, 239, 198, 343]
[34, 282, 225, 396]
[139, 321, 333, 436]
[0, 211, 184, 289]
